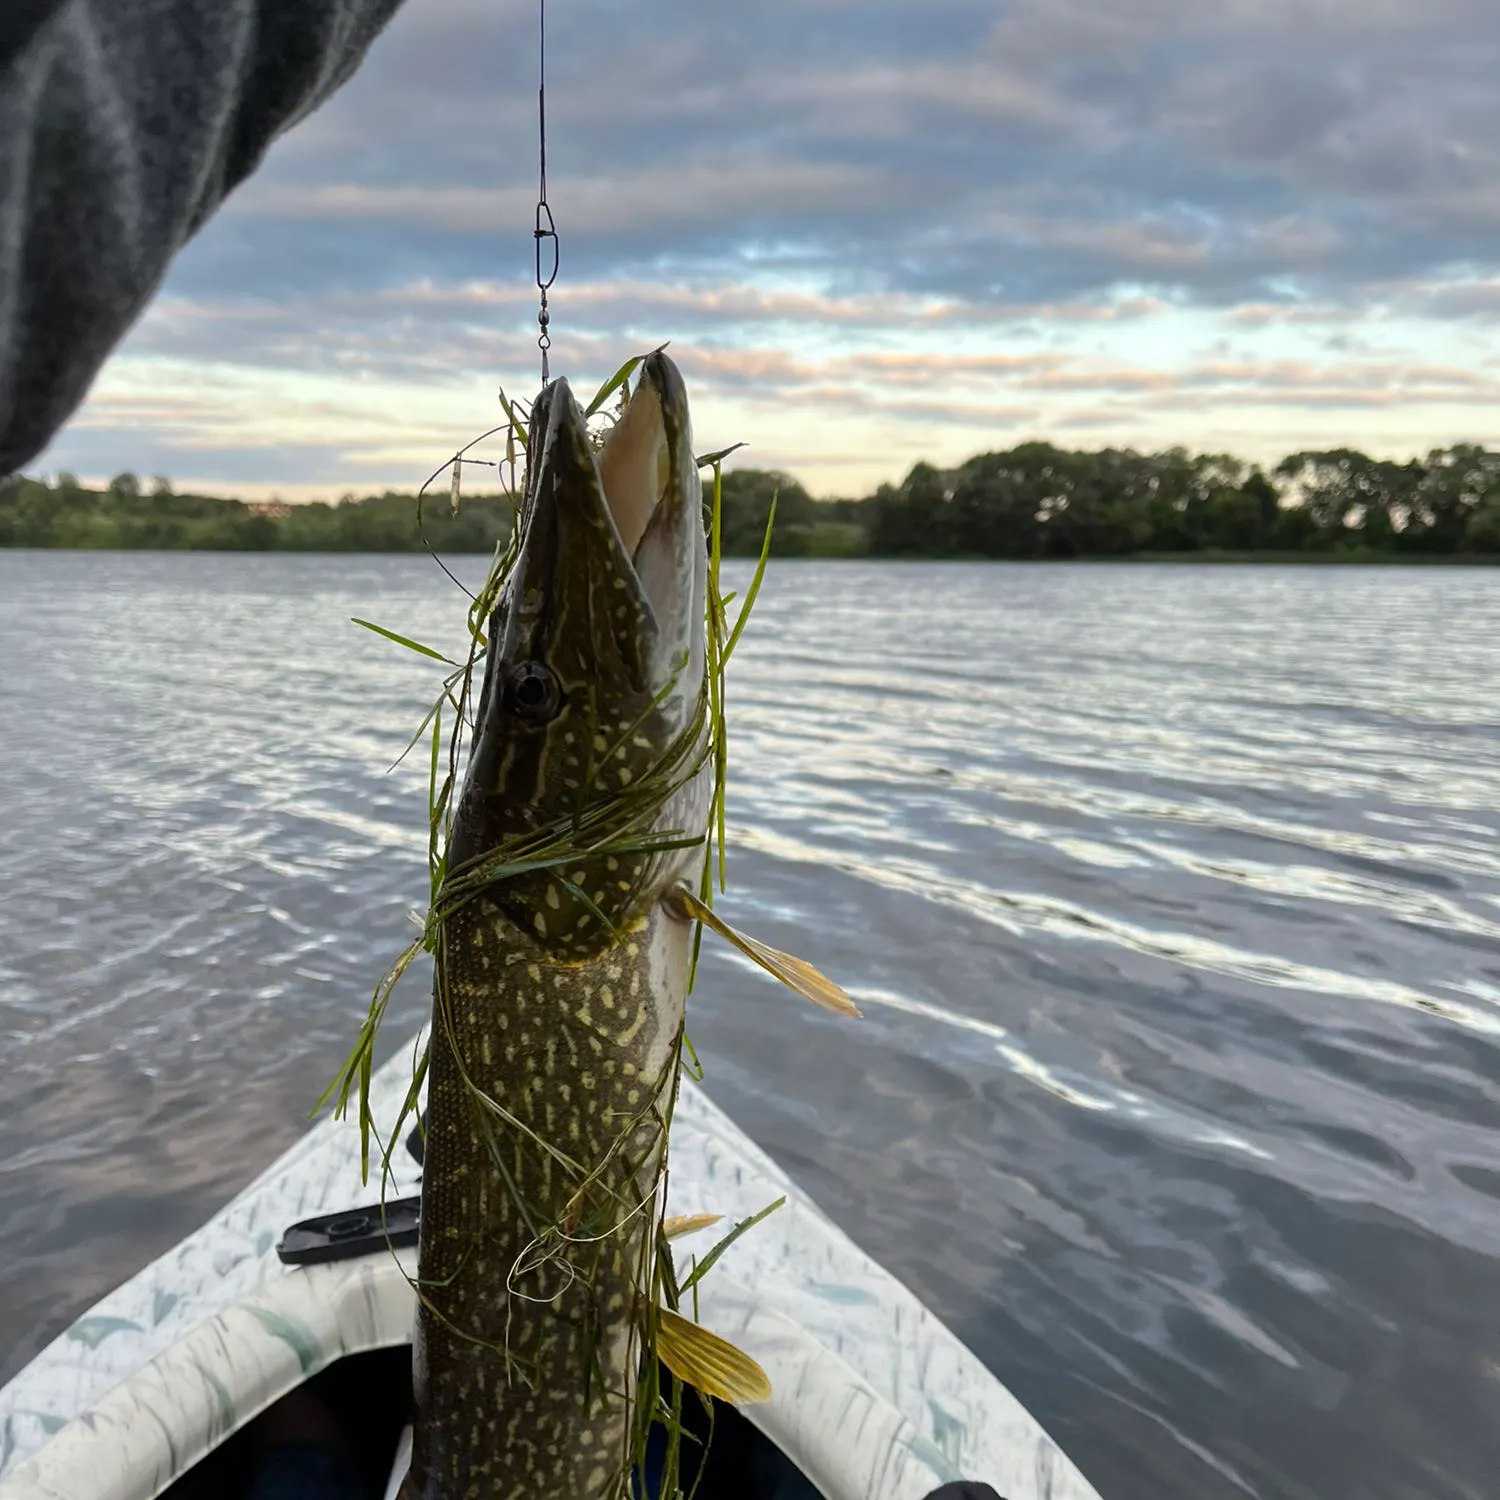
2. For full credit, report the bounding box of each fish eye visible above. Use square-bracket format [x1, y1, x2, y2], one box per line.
[508, 662, 562, 723]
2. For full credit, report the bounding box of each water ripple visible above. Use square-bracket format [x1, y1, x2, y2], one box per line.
[2, 553, 1499, 1500]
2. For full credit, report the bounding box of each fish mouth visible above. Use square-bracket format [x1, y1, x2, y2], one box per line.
[512, 351, 704, 693]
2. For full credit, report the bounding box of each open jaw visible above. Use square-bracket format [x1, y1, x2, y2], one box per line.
[596, 361, 674, 561]
[521, 352, 704, 682]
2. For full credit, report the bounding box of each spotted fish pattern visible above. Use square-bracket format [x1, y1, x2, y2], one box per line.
[406, 353, 709, 1500]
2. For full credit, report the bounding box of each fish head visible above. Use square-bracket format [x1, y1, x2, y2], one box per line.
[455, 351, 709, 956]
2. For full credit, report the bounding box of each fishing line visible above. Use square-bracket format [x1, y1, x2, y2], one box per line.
[533, 0, 558, 385]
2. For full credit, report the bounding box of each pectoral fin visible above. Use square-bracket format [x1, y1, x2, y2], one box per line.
[671, 888, 861, 1017]
[663, 1213, 723, 1240]
[657, 1306, 772, 1404]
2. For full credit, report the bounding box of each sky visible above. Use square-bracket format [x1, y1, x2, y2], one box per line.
[33, 0, 1500, 500]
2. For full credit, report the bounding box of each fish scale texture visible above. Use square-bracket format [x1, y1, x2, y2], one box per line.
[412, 903, 681, 1500]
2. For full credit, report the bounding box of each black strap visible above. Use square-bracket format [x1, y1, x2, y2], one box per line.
[276, 1197, 420, 1265]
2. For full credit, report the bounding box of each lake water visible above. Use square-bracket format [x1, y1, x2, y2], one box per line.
[1, 551, 1498, 1499]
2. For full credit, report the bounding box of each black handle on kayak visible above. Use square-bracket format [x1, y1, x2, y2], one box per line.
[275, 1196, 421, 1265]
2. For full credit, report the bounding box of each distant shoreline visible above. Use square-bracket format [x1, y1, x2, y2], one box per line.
[7, 441, 1500, 560]
[3, 545, 1495, 566]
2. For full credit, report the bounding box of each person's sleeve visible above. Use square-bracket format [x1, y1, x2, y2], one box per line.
[0, 0, 409, 477]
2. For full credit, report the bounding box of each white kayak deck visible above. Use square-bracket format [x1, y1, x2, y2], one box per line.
[0, 1030, 1103, 1500]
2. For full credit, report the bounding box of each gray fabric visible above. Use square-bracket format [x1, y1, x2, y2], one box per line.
[0, 0, 407, 476]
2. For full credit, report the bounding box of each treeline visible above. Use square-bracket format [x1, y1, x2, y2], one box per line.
[0, 473, 512, 552]
[5, 445, 1500, 558]
[737, 444, 1500, 559]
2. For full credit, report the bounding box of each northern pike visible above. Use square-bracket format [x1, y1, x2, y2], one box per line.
[404, 351, 714, 1499]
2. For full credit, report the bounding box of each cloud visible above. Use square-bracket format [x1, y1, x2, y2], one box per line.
[231, 158, 895, 239]
[1405, 278, 1500, 319]
[50, 426, 354, 489]
[171, 0, 1500, 305]
[27, 0, 1500, 494]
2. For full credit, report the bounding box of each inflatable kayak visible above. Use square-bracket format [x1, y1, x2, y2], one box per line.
[0, 1029, 1103, 1500]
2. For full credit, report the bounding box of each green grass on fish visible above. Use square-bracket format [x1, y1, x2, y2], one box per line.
[317, 353, 844, 1499]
